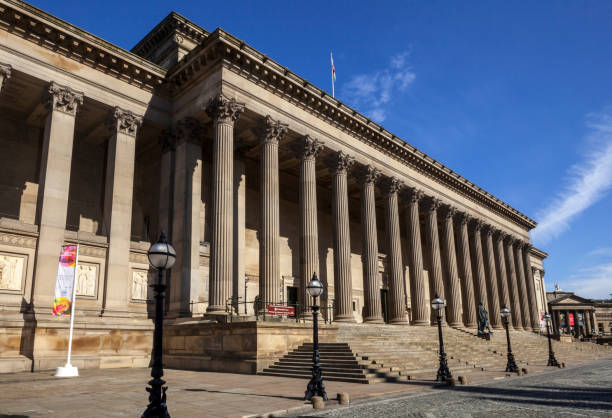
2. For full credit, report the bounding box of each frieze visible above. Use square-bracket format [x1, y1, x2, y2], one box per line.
[129, 251, 149, 265]
[75, 263, 97, 297]
[0, 232, 37, 249]
[131, 270, 149, 301]
[78, 245, 106, 259]
[0, 253, 26, 292]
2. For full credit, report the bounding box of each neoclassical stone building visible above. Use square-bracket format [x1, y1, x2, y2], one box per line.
[0, 1, 549, 372]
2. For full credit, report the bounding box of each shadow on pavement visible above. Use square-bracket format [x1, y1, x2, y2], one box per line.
[184, 388, 305, 401]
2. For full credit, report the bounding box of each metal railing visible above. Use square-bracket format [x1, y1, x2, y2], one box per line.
[224, 298, 336, 325]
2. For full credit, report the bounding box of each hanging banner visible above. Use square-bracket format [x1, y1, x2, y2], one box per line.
[52, 244, 78, 317]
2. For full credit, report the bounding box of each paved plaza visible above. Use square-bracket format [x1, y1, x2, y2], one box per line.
[0, 359, 609, 417]
[298, 359, 612, 418]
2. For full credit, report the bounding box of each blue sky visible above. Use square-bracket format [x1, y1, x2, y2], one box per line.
[29, 1, 612, 299]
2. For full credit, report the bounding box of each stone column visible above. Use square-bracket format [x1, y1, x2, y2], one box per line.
[504, 236, 522, 329]
[591, 310, 598, 334]
[32, 82, 83, 312]
[584, 310, 591, 335]
[456, 212, 477, 328]
[298, 136, 323, 316]
[233, 157, 246, 313]
[514, 241, 531, 330]
[553, 310, 560, 334]
[158, 130, 176, 240]
[331, 151, 355, 322]
[482, 225, 501, 329]
[205, 95, 244, 313]
[493, 230, 511, 316]
[383, 178, 408, 324]
[405, 187, 429, 325]
[257, 116, 288, 307]
[360, 165, 383, 323]
[522, 244, 541, 331]
[424, 197, 445, 324]
[166, 117, 202, 317]
[0, 63, 11, 93]
[469, 219, 489, 314]
[102, 107, 143, 314]
[440, 205, 463, 327]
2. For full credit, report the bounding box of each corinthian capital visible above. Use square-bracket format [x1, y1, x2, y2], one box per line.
[330, 151, 355, 174]
[359, 165, 381, 184]
[424, 196, 442, 213]
[406, 187, 424, 204]
[440, 204, 457, 220]
[380, 177, 403, 196]
[0, 63, 11, 93]
[159, 128, 177, 153]
[456, 211, 471, 226]
[176, 116, 203, 145]
[107, 106, 143, 137]
[45, 82, 83, 116]
[256, 115, 288, 145]
[504, 234, 516, 246]
[299, 135, 324, 160]
[470, 218, 484, 232]
[205, 94, 244, 124]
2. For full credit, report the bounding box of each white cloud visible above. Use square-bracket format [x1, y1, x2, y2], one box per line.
[342, 52, 415, 123]
[563, 262, 612, 299]
[531, 109, 612, 244]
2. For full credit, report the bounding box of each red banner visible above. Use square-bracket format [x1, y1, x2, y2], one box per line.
[267, 305, 295, 316]
[569, 313, 575, 326]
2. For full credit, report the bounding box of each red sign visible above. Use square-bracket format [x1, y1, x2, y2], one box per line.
[267, 305, 295, 316]
[569, 313, 575, 326]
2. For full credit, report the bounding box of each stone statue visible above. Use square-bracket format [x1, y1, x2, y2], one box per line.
[477, 301, 493, 336]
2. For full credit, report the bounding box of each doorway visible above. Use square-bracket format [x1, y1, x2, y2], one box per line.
[287, 286, 298, 317]
[380, 289, 389, 323]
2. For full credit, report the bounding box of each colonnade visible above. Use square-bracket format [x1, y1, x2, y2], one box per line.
[198, 94, 540, 329]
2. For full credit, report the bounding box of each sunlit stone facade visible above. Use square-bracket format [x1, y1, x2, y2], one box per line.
[0, 2, 548, 372]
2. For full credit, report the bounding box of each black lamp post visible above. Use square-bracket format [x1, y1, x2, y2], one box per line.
[143, 232, 176, 418]
[304, 273, 327, 402]
[431, 294, 452, 382]
[500, 305, 518, 373]
[544, 313, 559, 367]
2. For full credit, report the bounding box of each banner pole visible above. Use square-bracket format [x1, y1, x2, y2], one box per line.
[55, 243, 79, 377]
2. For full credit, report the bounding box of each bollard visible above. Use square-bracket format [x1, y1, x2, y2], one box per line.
[458, 376, 467, 385]
[521, 368, 528, 375]
[516, 370, 523, 376]
[337, 393, 350, 405]
[446, 377, 456, 386]
[311, 396, 325, 409]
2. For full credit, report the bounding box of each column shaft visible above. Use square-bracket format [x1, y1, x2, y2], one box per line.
[522, 245, 541, 331]
[406, 188, 428, 325]
[233, 158, 246, 313]
[504, 237, 523, 329]
[102, 107, 142, 314]
[483, 227, 501, 328]
[258, 116, 287, 306]
[456, 213, 477, 328]
[441, 206, 463, 327]
[469, 220, 488, 312]
[514, 241, 531, 330]
[360, 166, 383, 323]
[32, 83, 83, 313]
[384, 179, 408, 324]
[298, 136, 323, 316]
[493, 231, 510, 315]
[205, 95, 244, 313]
[425, 198, 445, 324]
[332, 152, 355, 322]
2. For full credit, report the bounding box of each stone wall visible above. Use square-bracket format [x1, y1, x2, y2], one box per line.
[163, 320, 338, 374]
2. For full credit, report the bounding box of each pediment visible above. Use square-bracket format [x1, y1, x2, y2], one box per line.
[550, 294, 593, 306]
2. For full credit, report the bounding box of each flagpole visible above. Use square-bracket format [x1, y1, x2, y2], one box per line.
[55, 243, 79, 377]
[331, 52, 335, 98]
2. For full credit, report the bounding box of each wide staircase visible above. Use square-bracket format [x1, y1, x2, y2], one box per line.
[259, 323, 612, 384]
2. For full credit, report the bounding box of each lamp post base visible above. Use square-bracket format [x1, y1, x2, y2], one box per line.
[547, 353, 560, 367]
[505, 353, 519, 373]
[142, 378, 170, 418]
[304, 367, 328, 401]
[55, 363, 78, 377]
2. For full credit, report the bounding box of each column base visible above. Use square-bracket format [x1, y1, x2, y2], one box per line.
[448, 321, 464, 328]
[206, 306, 228, 315]
[389, 318, 410, 325]
[363, 316, 384, 324]
[334, 314, 356, 323]
[491, 324, 503, 330]
[411, 320, 431, 326]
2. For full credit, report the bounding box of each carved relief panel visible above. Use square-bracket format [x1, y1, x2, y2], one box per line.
[131, 270, 149, 301]
[0, 253, 26, 292]
[75, 263, 98, 298]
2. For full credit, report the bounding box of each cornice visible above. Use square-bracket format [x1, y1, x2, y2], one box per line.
[131, 11, 209, 60]
[0, 0, 166, 92]
[167, 28, 537, 231]
[529, 246, 549, 260]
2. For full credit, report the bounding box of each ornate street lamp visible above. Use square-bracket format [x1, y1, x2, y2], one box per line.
[500, 305, 519, 373]
[304, 273, 327, 402]
[544, 313, 559, 367]
[143, 232, 176, 418]
[431, 294, 452, 382]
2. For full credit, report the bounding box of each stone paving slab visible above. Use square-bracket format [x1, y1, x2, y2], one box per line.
[0, 358, 604, 417]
